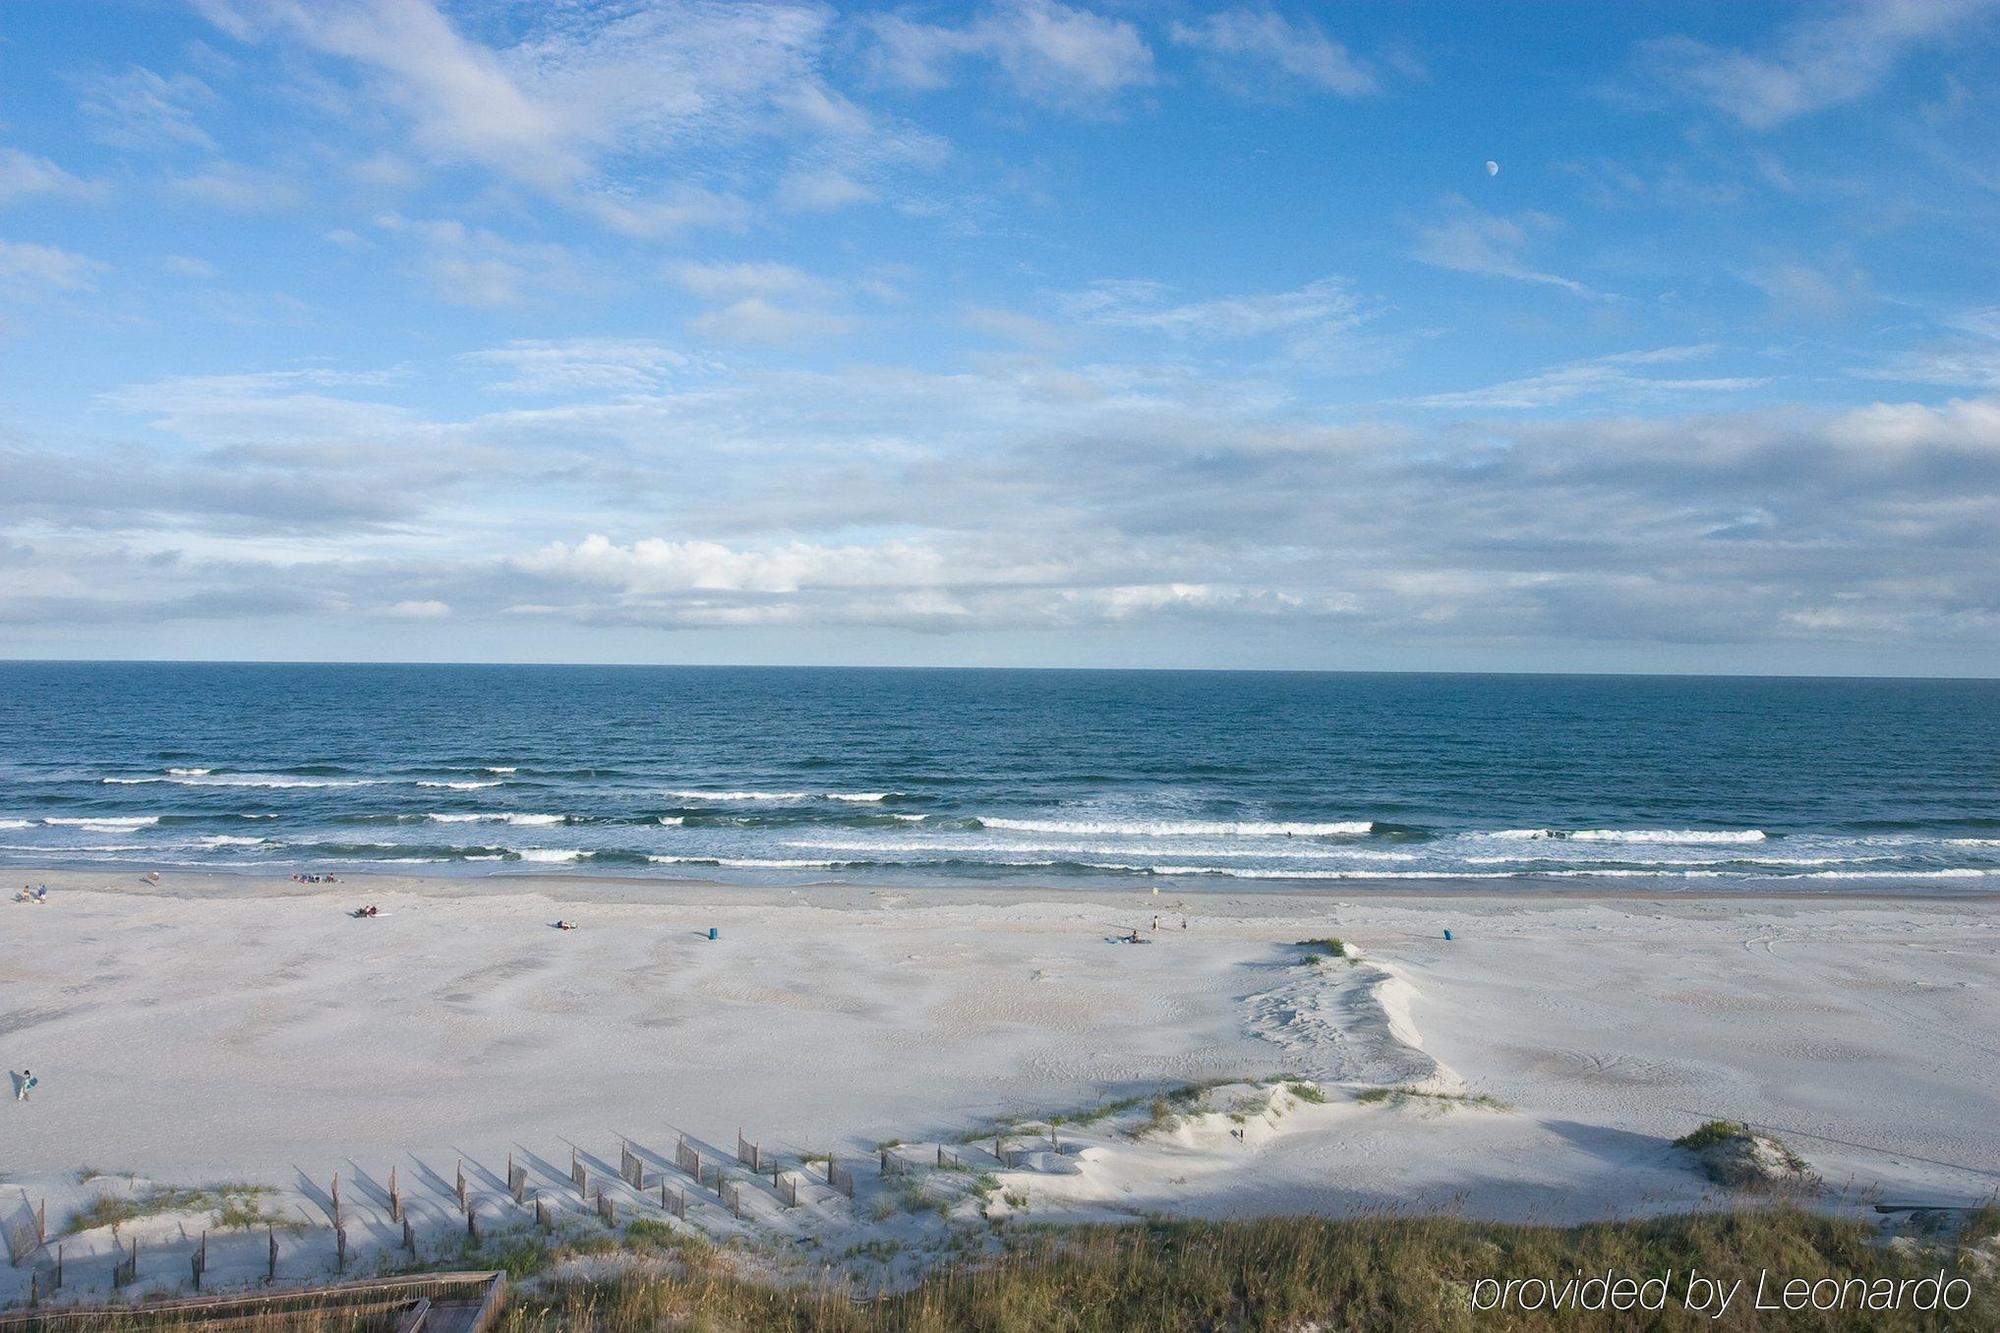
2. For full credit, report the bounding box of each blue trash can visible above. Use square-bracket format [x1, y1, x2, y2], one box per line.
[708, 927, 718, 940]
[1443, 928, 1453, 941]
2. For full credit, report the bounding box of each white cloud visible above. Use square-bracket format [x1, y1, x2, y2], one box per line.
[1409, 201, 1608, 299]
[77, 66, 217, 152]
[1169, 9, 1377, 96]
[167, 162, 305, 212]
[0, 238, 107, 292]
[1742, 260, 1869, 323]
[0, 148, 107, 204]
[518, 534, 945, 594]
[373, 213, 583, 308]
[196, 0, 881, 233]
[163, 255, 220, 279]
[671, 261, 831, 302]
[865, 1, 1154, 107]
[777, 169, 878, 212]
[1860, 308, 2000, 389]
[1060, 277, 1364, 340]
[459, 339, 694, 395]
[688, 297, 854, 344]
[1639, 0, 1999, 129]
[1406, 347, 1771, 411]
[386, 598, 449, 617]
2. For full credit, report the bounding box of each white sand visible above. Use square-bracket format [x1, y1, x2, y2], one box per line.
[2, 870, 1996, 1303]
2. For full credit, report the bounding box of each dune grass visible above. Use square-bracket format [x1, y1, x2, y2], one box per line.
[485, 1209, 1995, 1331]
[63, 1183, 293, 1236]
[27, 1208, 1998, 1330]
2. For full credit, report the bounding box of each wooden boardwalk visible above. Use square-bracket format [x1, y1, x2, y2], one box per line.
[0, 1271, 504, 1331]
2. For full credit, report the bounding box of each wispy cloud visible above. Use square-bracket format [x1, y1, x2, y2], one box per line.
[1409, 200, 1609, 300]
[0, 238, 107, 292]
[77, 65, 218, 151]
[1637, 0, 1999, 129]
[1169, 9, 1377, 97]
[0, 148, 108, 205]
[1056, 277, 1372, 354]
[194, 0, 882, 230]
[1405, 347, 1770, 411]
[864, 0, 1154, 108]
[459, 339, 696, 395]
[372, 213, 585, 308]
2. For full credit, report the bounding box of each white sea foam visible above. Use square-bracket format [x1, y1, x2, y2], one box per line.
[825, 792, 895, 802]
[657, 816, 684, 826]
[106, 773, 377, 789]
[199, 835, 269, 847]
[1946, 837, 2000, 846]
[425, 812, 564, 826]
[781, 836, 1417, 861]
[484, 767, 518, 774]
[1490, 828, 1766, 844]
[664, 789, 810, 802]
[649, 855, 840, 868]
[167, 767, 211, 776]
[44, 816, 161, 829]
[419, 780, 501, 790]
[1799, 868, 1988, 879]
[0, 818, 30, 830]
[978, 817, 1375, 838]
[514, 848, 583, 862]
[1, 841, 153, 853]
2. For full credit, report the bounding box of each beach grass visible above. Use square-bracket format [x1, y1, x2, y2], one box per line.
[1353, 1086, 1506, 1112]
[64, 1183, 290, 1236]
[33, 1208, 1997, 1330]
[1295, 937, 1348, 960]
[498, 1208, 1997, 1331]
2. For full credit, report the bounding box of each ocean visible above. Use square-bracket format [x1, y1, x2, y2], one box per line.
[1, 662, 1996, 890]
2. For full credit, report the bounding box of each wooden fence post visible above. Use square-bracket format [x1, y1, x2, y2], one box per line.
[403, 1215, 417, 1256]
[35, 1199, 45, 1246]
[335, 1225, 347, 1274]
[510, 1156, 527, 1205]
[456, 1161, 468, 1214]
[389, 1165, 401, 1223]
[331, 1172, 341, 1226]
[54, 1242, 62, 1290]
[267, 1225, 277, 1283]
[571, 1149, 587, 1197]
[467, 1207, 480, 1245]
[535, 1195, 551, 1232]
[624, 1139, 645, 1189]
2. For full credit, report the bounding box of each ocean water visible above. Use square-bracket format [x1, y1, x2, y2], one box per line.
[0, 663, 1996, 891]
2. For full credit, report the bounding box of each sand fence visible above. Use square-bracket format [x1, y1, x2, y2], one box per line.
[8, 1117, 1053, 1310]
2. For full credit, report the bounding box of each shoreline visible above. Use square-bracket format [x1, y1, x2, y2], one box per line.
[10, 862, 2000, 905]
[4, 869, 1996, 1305]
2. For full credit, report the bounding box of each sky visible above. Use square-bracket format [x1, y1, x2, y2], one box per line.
[1, 0, 1997, 675]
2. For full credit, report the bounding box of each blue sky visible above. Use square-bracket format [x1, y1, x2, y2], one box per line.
[1, 1, 1997, 673]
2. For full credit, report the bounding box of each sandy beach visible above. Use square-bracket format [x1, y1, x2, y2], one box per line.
[3, 870, 1997, 1302]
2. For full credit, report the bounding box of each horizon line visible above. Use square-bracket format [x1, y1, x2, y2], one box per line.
[2, 657, 1996, 684]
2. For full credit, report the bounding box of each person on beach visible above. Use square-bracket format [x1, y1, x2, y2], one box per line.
[13, 1069, 35, 1101]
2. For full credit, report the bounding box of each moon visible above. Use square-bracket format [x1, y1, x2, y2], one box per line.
[1485, 160, 1500, 177]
